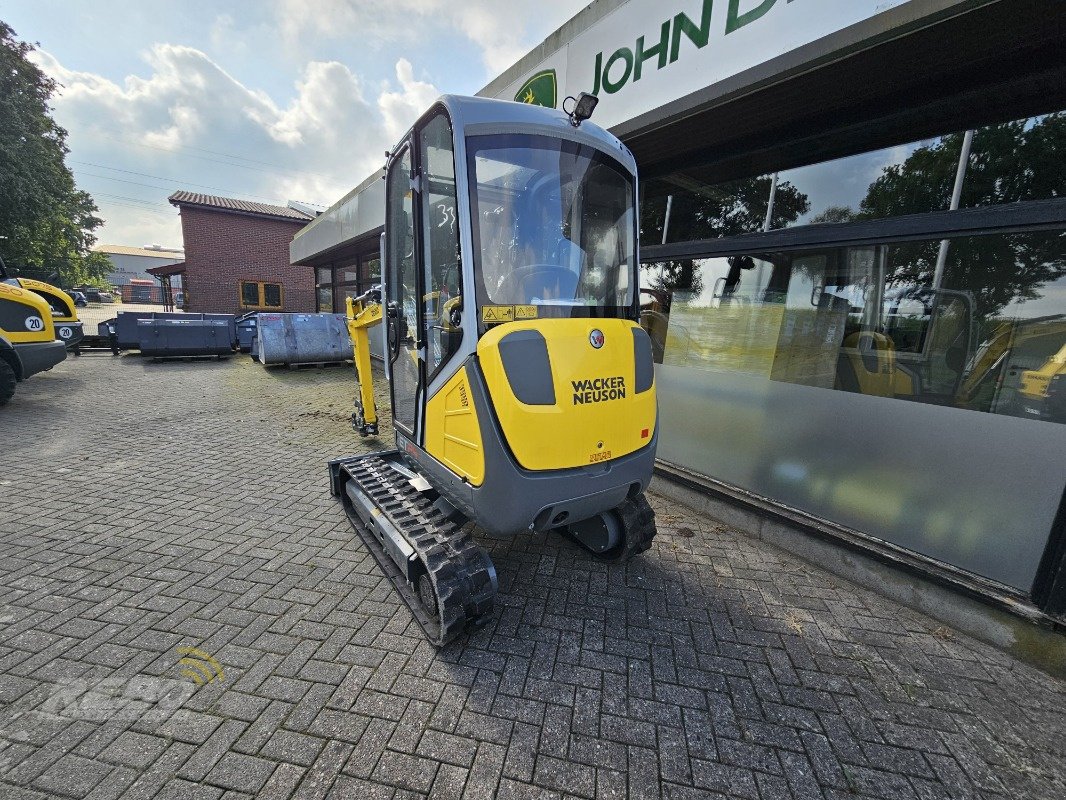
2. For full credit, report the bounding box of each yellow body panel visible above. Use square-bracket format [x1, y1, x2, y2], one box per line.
[424, 366, 485, 486]
[0, 282, 55, 344]
[1020, 343, 1066, 401]
[477, 318, 656, 472]
[15, 278, 79, 322]
[839, 331, 915, 398]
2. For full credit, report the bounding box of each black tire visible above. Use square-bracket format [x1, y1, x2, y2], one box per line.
[0, 358, 17, 406]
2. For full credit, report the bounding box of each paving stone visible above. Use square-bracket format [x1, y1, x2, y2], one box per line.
[260, 730, 326, 767]
[100, 731, 168, 770]
[153, 778, 225, 800]
[204, 751, 277, 794]
[31, 753, 111, 797]
[371, 750, 438, 793]
[0, 357, 1063, 800]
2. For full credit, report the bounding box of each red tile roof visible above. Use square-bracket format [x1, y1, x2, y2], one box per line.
[168, 191, 313, 221]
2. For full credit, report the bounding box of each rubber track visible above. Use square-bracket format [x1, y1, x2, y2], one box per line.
[336, 455, 496, 645]
[567, 494, 657, 563]
[615, 494, 657, 560]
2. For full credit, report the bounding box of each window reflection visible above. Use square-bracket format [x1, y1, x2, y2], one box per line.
[317, 287, 332, 312]
[640, 110, 1066, 239]
[642, 230, 1066, 424]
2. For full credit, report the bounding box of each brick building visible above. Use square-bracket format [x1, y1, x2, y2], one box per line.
[166, 192, 315, 314]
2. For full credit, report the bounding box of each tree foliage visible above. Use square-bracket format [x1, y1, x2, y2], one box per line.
[639, 175, 809, 297]
[0, 21, 110, 286]
[860, 116, 1066, 321]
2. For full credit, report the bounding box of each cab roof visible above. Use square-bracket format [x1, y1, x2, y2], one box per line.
[414, 95, 636, 176]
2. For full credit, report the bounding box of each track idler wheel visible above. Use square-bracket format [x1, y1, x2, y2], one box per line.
[412, 542, 497, 646]
[564, 494, 657, 563]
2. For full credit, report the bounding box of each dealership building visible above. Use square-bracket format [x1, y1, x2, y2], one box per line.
[292, 0, 1066, 645]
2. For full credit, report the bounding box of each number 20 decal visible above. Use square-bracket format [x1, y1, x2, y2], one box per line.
[25, 316, 44, 331]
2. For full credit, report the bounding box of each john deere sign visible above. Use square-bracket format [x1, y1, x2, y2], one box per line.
[591, 0, 788, 95]
[514, 69, 558, 108]
[495, 0, 895, 131]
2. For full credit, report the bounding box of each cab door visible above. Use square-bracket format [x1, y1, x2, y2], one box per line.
[385, 143, 422, 436]
[385, 111, 465, 444]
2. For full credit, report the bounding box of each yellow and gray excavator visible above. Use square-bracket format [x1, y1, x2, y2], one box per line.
[0, 280, 68, 405]
[330, 94, 658, 644]
[0, 256, 84, 352]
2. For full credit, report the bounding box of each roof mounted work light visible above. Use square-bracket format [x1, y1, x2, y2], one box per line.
[564, 92, 599, 127]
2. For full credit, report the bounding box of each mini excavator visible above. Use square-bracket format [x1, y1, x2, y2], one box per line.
[329, 94, 659, 645]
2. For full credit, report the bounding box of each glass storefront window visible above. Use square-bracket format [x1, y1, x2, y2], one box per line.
[362, 256, 381, 285]
[641, 175, 782, 244]
[644, 229, 1066, 590]
[640, 109, 1065, 239]
[317, 286, 332, 312]
[961, 112, 1066, 208]
[643, 229, 1066, 423]
[774, 137, 962, 226]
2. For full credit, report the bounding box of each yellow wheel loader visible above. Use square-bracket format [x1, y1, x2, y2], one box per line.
[0, 280, 67, 405]
[330, 94, 658, 645]
[0, 256, 84, 352]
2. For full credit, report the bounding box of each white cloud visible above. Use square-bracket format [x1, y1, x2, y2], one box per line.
[272, 0, 589, 76]
[23, 0, 590, 247]
[379, 59, 440, 143]
[30, 44, 441, 245]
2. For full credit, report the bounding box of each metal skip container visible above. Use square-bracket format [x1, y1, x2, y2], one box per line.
[136, 317, 235, 358]
[235, 312, 258, 353]
[114, 312, 237, 351]
[255, 313, 352, 366]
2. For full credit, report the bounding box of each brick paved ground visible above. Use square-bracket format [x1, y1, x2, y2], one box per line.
[1, 354, 1064, 800]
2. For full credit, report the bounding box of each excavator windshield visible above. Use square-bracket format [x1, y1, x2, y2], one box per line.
[466, 133, 636, 322]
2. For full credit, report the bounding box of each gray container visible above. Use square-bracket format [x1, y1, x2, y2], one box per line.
[115, 312, 236, 350]
[114, 311, 162, 347]
[236, 312, 258, 353]
[136, 318, 234, 358]
[255, 312, 352, 366]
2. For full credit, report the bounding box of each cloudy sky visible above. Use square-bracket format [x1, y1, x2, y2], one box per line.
[3, 0, 589, 249]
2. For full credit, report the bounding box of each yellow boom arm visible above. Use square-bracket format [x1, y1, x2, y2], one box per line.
[346, 291, 383, 437]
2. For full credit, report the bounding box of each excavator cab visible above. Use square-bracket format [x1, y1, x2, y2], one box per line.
[332, 96, 657, 644]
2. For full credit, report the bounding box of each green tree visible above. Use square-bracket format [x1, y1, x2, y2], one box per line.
[859, 116, 1066, 321]
[640, 175, 809, 297]
[0, 21, 110, 287]
[810, 205, 856, 225]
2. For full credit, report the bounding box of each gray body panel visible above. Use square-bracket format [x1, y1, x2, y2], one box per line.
[12, 339, 67, 379]
[54, 321, 84, 349]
